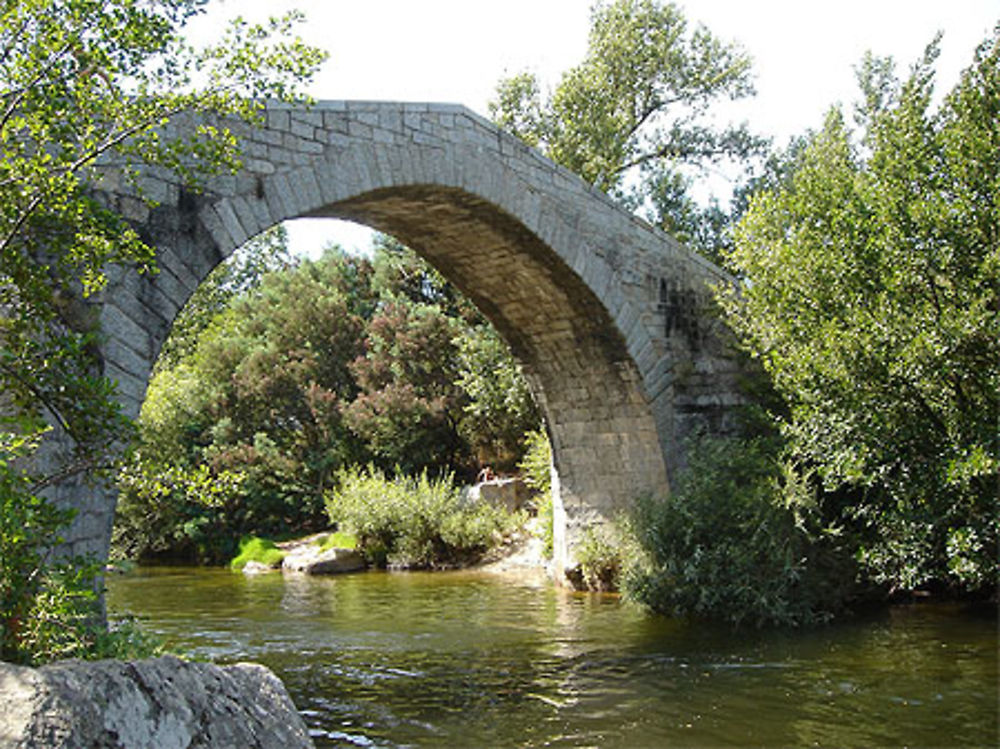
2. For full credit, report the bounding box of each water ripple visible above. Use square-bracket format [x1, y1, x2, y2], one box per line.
[107, 568, 998, 749]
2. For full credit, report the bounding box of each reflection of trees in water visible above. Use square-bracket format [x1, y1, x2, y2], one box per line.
[108, 569, 998, 748]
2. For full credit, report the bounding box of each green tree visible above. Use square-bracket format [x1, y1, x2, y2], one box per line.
[1, 0, 324, 660]
[455, 325, 539, 469]
[490, 0, 763, 258]
[370, 234, 478, 322]
[1, 0, 325, 473]
[212, 251, 367, 494]
[353, 234, 540, 475]
[156, 225, 293, 371]
[117, 249, 370, 562]
[720, 32, 1000, 593]
[344, 299, 467, 475]
[116, 235, 545, 561]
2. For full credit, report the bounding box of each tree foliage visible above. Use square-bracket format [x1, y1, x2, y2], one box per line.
[490, 0, 763, 258]
[623, 435, 856, 627]
[1, 0, 324, 661]
[455, 325, 539, 467]
[720, 31, 1000, 592]
[344, 298, 465, 474]
[1, 0, 325, 472]
[1, 424, 165, 663]
[156, 225, 293, 371]
[116, 237, 542, 562]
[350, 236, 537, 474]
[116, 246, 370, 562]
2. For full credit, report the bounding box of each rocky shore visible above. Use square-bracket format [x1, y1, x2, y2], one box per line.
[0, 655, 313, 749]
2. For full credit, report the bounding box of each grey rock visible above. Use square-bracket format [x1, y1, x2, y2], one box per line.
[0, 655, 314, 749]
[282, 546, 364, 575]
[464, 477, 531, 513]
[242, 560, 277, 575]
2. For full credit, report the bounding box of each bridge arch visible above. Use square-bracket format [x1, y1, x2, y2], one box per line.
[71, 101, 742, 582]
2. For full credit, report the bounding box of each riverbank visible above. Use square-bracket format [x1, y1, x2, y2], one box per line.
[474, 518, 549, 574]
[225, 511, 550, 579]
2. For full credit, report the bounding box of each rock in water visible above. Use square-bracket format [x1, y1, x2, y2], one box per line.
[0, 655, 314, 749]
[282, 546, 364, 575]
[242, 560, 278, 575]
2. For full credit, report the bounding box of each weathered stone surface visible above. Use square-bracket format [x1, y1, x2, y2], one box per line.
[0, 656, 314, 749]
[43, 100, 745, 587]
[464, 477, 530, 513]
[242, 560, 277, 575]
[282, 546, 365, 575]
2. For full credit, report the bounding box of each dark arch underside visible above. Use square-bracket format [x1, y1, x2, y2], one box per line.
[313, 185, 668, 534]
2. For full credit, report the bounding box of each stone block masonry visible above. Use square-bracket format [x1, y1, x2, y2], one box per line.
[53, 100, 745, 584]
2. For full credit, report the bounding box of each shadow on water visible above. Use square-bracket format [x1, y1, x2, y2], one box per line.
[107, 567, 999, 748]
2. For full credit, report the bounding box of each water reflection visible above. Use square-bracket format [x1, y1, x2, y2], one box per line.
[107, 568, 998, 748]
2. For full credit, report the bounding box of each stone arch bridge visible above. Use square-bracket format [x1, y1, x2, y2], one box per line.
[53, 101, 743, 582]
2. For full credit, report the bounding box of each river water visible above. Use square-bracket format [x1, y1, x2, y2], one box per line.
[105, 567, 997, 748]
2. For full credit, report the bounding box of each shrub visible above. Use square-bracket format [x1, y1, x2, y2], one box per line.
[114, 442, 332, 566]
[622, 435, 856, 627]
[518, 429, 554, 556]
[229, 536, 285, 570]
[315, 531, 359, 551]
[15, 567, 165, 665]
[325, 466, 523, 568]
[574, 525, 626, 592]
[2, 431, 163, 665]
[92, 617, 167, 660]
[113, 456, 246, 564]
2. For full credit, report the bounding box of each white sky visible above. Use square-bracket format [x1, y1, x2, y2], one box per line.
[192, 0, 998, 257]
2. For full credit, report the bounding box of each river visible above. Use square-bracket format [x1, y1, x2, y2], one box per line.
[105, 566, 997, 748]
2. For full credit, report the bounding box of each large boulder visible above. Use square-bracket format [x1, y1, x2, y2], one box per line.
[242, 560, 277, 575]
[282, 546, 364, 575]
[0, 655, 314, 749]
[463, 477, 530, 513]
